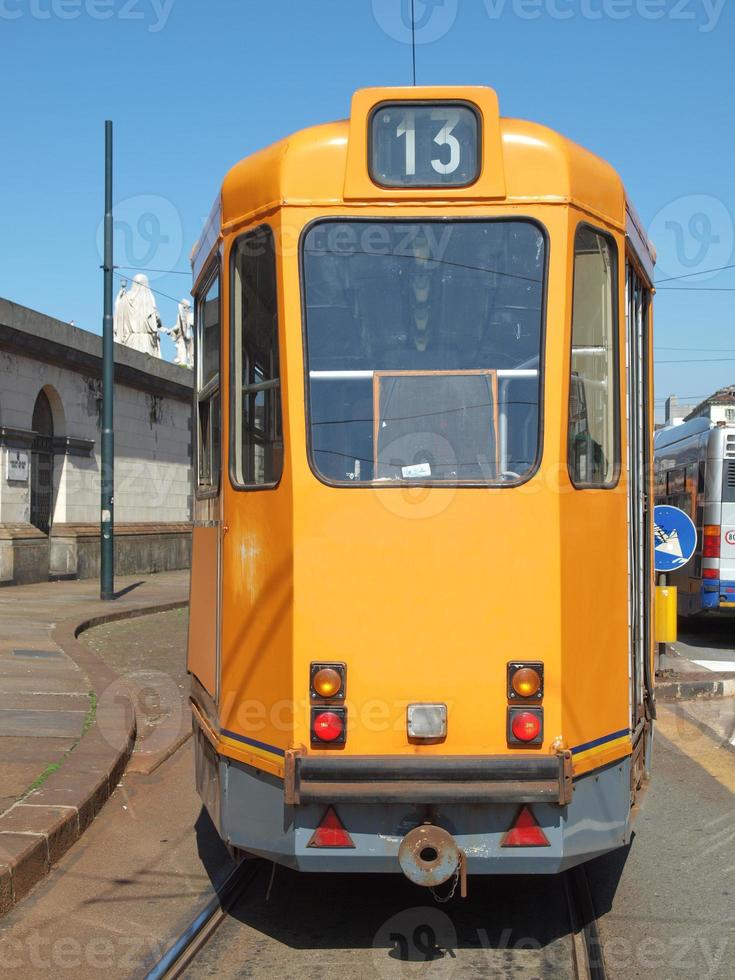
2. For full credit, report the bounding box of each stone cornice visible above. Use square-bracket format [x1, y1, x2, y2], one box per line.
[52, 436, 95, 458]
[50, 522, 192, 538]
[0, 523, 48, 540]
[0, 426, 35, 450]
[0, 297, 193, 404]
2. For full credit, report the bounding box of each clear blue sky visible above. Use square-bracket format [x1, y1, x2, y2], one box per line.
[1, 0, 732, 411]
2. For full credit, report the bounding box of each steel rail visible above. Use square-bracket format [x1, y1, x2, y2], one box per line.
[144, 859, 261, 980]
[147, 858, 605, 978]
[565, 865, 608, 980]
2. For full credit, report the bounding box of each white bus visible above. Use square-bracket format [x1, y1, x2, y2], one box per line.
[654, 417, 735, 616]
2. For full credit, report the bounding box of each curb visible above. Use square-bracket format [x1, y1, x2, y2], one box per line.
[655, 674, 735, 702]
[0, 597, 187, 917]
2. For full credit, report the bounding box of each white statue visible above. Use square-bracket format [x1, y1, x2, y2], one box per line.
[113, 281, 129, 344]
[113, 274, 162, 357]
[167, 299, 194, 369]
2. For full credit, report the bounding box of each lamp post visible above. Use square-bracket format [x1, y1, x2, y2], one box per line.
[100, 120, 115, 600]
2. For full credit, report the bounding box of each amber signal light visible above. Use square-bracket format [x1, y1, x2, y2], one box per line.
[507, 662, 544, 701]
[310, 662, 346, 701]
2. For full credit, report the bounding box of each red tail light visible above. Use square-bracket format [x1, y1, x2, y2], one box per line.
[702, 568, 719, 580]
[703, 526, 721, 558]
[311, 708, 346, 745]
[508, 708, 543, 745]
[307, 806, 355, 848]
[501, 805, 550, 847]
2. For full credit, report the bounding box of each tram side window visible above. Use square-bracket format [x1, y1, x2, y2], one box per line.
[568, 227, 618, 487]
[196, 271, 220, 491]
[232, 226, 283, 486]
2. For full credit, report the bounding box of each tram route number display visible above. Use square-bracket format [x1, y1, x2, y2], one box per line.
[370, 103, 480, 188]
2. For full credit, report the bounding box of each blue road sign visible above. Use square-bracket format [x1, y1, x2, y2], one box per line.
[654, 505, 698, 573]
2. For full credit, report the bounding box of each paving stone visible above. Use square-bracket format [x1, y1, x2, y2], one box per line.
[0, 709, 86, 739]
[0, 570, 188, 915]
[0, 761, 59, 803]
[0, 861, 11, 915]
[0, 674, 89, 695]
[0, 659, 82, 677]
[10, 649, 65, 659]
[0, 692, 89, 713]
[26, 766, 111, 829]
[0, 736, 75, 765]
[0, 806, 79, 863]
[0, 832, 48, 903]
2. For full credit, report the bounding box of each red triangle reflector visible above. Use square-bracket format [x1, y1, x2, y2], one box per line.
[500, 805, 550, 847]
[306, 806, 355, 849]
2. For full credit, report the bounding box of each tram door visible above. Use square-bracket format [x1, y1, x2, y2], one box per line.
[626, 255, 653, 728]
[31, 390, 54, 535]
[188, 265, 222, 701]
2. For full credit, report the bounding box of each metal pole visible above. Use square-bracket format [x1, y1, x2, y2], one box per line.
[100, 120, 115, 600]
[656, 571, 667, 674]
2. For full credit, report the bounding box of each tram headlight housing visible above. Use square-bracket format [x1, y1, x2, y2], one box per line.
[507, 662, 544, 701]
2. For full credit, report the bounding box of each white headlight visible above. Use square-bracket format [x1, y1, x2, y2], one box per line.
[407, 703, 447, 740]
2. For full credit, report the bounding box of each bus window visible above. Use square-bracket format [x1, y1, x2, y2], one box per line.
[231, 226, 283, 487]
[196, 268, 221, 492]
[568, 226, 618, 487]
[723, 460, 735, 503]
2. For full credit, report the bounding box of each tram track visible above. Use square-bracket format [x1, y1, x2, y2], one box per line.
[146, 860, 607, 980]
[565, 865, 608, 980]
[144, 859, 261, 980]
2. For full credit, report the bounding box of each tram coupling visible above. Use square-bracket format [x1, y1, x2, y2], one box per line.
[398, 824, 468, 899]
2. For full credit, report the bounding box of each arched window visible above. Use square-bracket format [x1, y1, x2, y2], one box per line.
[32, 390, 54, 440]
[31, 390, 55, 534]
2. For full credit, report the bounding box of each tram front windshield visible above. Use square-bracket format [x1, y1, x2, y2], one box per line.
[302, 220, 546, 486]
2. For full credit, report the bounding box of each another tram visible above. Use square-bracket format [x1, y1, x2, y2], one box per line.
[187, 86, 655, 889]
[655, 417, 735, 617]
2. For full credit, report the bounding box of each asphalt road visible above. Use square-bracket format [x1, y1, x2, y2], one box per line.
[674, 616, 735, 668]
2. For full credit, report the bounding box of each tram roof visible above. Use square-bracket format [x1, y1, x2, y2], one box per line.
[192, 87, 654, 283]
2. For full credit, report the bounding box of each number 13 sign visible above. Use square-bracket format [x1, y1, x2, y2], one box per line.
[371, 102, 480, 189]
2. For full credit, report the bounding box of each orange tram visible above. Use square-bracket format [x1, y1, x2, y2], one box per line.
[187, 86, 655, 892]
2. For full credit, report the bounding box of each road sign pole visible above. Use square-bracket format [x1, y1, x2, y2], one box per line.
[100, 119, 115, 601]
[657, 572, 667, 675]
[653, 506, 695, 675]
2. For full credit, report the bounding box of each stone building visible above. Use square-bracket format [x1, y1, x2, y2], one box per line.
[0, 297, 192, 585]
[684, 386, 735, 425]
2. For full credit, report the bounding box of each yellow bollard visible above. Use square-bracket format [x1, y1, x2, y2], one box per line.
[655, 586, 677, 644]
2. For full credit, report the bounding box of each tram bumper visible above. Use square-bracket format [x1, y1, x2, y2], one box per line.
[199, 731, 634, 875]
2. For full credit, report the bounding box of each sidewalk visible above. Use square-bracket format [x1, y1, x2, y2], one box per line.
[656, 644, 735, 752]
[0, 571, 189, 915]
[656, 646, 735, 701]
